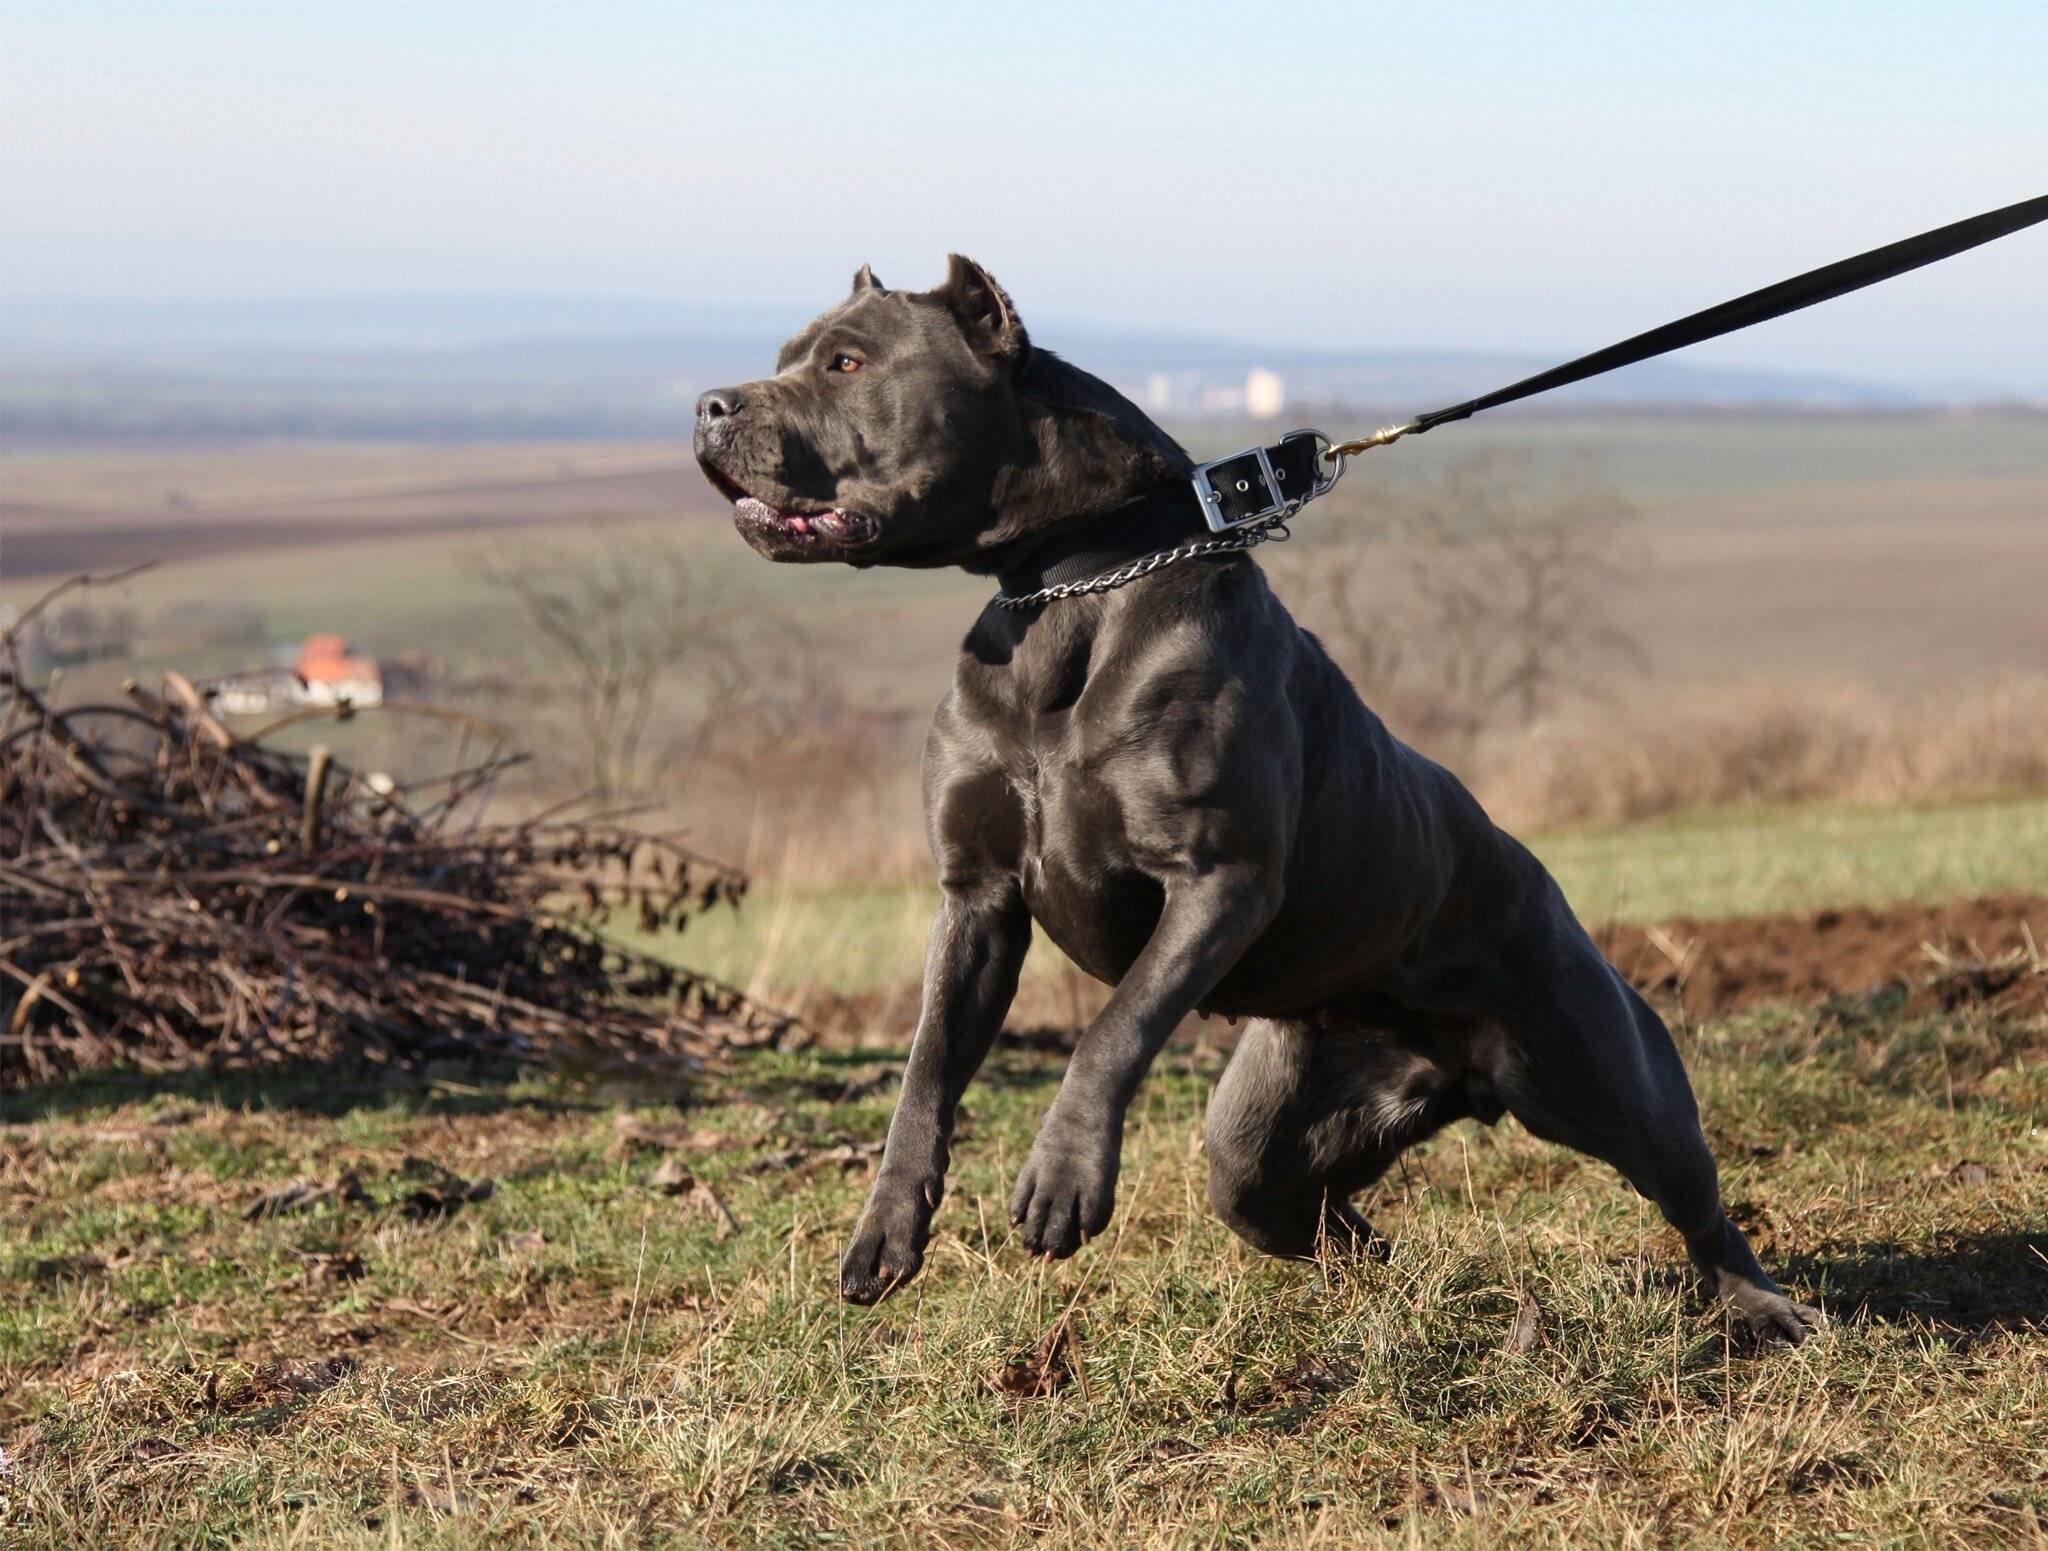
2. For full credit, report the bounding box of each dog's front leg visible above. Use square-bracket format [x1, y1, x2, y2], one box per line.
[1011, 864, 1278, 1258]
[839, 875, 1030, 1304]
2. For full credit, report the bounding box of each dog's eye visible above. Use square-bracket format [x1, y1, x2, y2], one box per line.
[830, 353, 863, 375]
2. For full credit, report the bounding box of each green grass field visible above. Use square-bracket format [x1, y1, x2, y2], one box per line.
[5, 998, 2043, 1547]
[5, 794, 2046, 1547]
[668, 795, 2048, 998]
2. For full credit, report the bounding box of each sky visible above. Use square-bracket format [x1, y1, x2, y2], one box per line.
[3, 1, 2046, 390]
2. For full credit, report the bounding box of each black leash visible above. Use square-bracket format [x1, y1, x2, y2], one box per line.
[1327, 191, 2048, 457]
[997, 193, 2048, 610]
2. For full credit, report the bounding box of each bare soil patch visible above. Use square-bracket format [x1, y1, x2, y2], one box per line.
[798, 894, 2048, 1045]
[1597, 893, 2048, 1019]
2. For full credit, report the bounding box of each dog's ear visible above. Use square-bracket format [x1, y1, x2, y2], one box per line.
[851, 263, 885, 294]
[934, 253, 1027, 360]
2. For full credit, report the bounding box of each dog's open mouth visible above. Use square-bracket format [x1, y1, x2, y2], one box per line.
[736, 498, 873, 543]
[702, 464, 877, 554]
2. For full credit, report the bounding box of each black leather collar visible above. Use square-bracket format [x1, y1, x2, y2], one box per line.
[994, 429, 1329, 604]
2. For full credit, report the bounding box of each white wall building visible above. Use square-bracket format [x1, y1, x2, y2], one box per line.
[1245, 367, 1286, 420]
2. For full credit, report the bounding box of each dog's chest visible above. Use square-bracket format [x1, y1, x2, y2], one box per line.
[1002, 721, 1162, 985]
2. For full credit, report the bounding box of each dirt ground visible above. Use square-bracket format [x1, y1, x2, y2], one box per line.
[794, 894, 2048, 1047]
[1599, 893, 2048, 1019]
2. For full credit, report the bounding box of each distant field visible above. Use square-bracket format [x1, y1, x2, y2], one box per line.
[0, 442, 720, 577]
[5, 412, 2045, 706]
[7, 415, 2045, 893]
[658, 795, 2048, 999]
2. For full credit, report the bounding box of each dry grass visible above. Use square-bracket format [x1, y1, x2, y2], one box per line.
[653, 676, 2048, 895]
[651, 796, 2048, 1007]
[4, 997, 2045, 1548]
[1476, 676, 2048, 830]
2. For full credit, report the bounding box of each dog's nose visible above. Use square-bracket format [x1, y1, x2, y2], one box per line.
[696, 387, 745, 424]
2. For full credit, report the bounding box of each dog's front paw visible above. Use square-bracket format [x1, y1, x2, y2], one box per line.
[839, 1179, 937, 1305]
[1009, 1117, 1119, 1259]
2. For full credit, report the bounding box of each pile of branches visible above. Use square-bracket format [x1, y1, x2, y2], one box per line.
[1, 571, 794, 1088]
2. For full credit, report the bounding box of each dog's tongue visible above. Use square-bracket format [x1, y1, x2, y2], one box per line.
[788, 514, 811, 534]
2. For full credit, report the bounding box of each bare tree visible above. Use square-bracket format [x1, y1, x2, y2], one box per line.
[1278, 450, 1644, 767]
[483, 524, 739, 798]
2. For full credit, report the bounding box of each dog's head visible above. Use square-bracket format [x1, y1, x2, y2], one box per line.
[694, 256, 1189, 571]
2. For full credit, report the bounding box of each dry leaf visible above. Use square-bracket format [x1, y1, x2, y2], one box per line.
[686, 1179, 739, 1240]
[1429, 1482, 1492, 1517]
[299, 1250, 367, 1284]
[992, 1315, 1088, 1402]
[649, 1156, 697, 1193]
[1504, 1292, 1545, 1355]
[804, 1140, 885, 1173]
[396, 1160, 494, 1219]
[1281, 1351, 1355, 1397]
[611, 1113, 696, 1155]
[245, 1172, 369, 1221]
[649, 1158, 738, 1239]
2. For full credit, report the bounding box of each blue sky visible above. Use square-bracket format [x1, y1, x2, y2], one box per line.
[3, 1, 2044, 388]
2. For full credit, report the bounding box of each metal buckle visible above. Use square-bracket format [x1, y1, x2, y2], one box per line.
[1191, 430, 1342, 533]
[1191, 445, 1286, 533]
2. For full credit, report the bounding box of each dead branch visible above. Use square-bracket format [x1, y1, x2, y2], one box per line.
[0, 600, 797, 1088]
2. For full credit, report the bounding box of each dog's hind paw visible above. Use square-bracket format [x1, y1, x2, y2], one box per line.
[1321, 1200, 1392, 1262]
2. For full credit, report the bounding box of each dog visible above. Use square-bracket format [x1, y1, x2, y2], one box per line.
[693, 255, 1819, 1343]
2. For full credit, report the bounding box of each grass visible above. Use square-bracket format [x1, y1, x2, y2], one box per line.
[1534, 792, 2048, 925]
[3, 997, 2044, 1547]
[665, 795, 2048, 997]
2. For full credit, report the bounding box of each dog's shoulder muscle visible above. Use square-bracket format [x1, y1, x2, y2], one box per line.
[919, 665, 1031, 887]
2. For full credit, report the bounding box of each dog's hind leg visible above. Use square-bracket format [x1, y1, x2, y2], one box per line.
[1490, 932, 1821, 1344]
[1204, 1019, 1459, 1260]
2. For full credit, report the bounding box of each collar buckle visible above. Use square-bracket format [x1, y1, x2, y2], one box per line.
[1190, 429, 1341, 533]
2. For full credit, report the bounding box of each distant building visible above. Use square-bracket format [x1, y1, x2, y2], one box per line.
[1245, 367, 1286, 420]
[295, 634, 384, 708]
[1143, 370, 1205, 417]
[1139, 366, 1287, 420]
[212, 634, 387, 714]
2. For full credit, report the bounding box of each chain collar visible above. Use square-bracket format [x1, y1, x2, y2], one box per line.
[993, 510, 1295, 610]
[992, 429, 1342, 611]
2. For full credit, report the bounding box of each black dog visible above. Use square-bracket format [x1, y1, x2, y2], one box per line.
[693, 256, 1818, 1342]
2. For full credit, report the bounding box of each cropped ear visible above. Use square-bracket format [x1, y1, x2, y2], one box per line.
[933, 253, 1027, 359]
[851, 262, 885, 294]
